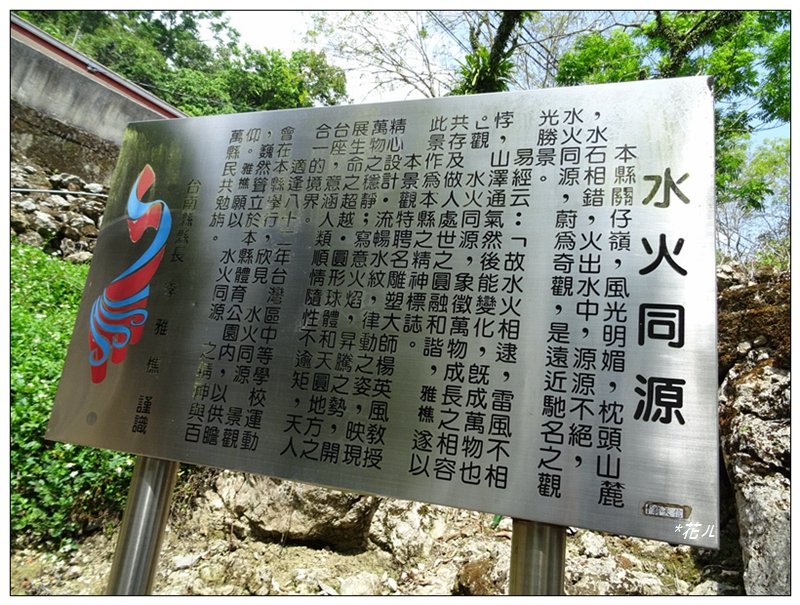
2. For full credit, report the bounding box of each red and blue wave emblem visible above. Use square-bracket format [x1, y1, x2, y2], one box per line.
[88, 164, 171, 384]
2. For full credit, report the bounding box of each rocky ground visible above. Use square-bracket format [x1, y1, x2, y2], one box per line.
[10, 475, 744, 596]
[10, 458, 748, 597]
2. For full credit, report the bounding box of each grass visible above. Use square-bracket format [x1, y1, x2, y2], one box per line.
[10, 239, 135, 550]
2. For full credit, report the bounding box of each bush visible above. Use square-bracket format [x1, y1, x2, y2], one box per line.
[10, 240, 135, 549]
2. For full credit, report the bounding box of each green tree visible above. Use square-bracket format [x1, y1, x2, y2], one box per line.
[16, 10, 235, 71]
[14, 10, 347, 115]
[223, 47, 348, 113]
[717, 137, 790, 269]
[555, 10, 790, 210]
[450, 11, 532, 95]
[166, 67, 236, 116]
[133, 10, 232, 70]
[307, 11, 651, 100]
[14, 10, 114, 45]
[749, 138, 790, 269]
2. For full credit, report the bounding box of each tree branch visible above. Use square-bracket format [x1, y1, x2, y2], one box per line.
[648, 10, 744, 77]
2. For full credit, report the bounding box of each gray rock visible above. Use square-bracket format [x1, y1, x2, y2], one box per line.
[383, 575, 399, 593]
[369, 499, 447, 561]
[59, 222, 83, 241]
[690, 579, 740, 595]
[60, 238, 77, 256]
[10, 209, 31, 232]
[33, 210, 59, 238]
[15, 199, 38, 213]
[214, 472, 380, 551]
[172, 553, 205, 570]
[625, 570, 669, 595]
[577, 531, 609, 558]
[45, 194, 73, 210]
[720, 358, 790, 595]
[61, 174, 86, 191]
[567, 556, 617, 594]
[11, 173, 30, 188]
[339, 571, 382, 595]
[317, 580, 339, 595]
[67, 211, 95, 228]
[81, 199, 107, 223]
[80, 223, 99, 238]
[716, 263, 748, 289]
[65, 250, 94, 263]
[734, 474, 790, 595]
[17, 231, 45, 248]
[291, 567, 331, 594]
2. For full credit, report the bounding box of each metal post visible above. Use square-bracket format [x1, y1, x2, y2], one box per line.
[106, 456, 179, 595]
[508, 519, 567, 595]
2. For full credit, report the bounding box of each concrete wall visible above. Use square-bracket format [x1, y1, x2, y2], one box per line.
[10, 38, 168, 145]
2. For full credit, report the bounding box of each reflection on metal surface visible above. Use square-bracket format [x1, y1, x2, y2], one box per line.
[48, 77, 719, 548]
[106, 456, 179, 595]
[509, 519, 566, 595]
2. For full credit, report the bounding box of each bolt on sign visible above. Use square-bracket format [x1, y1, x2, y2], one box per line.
[49, 76, 719, 548]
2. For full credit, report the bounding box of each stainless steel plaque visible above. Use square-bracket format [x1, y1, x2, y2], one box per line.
[48, 77, 719, 548]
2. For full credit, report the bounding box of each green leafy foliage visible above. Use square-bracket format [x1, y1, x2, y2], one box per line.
[450, 10, 531, 95]
[716, 135, 790, 269]
[555, 10, 790, 211]
[555, 30, 649, 84]
[14, 10, 348, 115]
[451, 45, 515, 95]
[740, 138, 790, 270]
[10, 240, 135, 549]
[220, 47, 347, 114]
[166, 67, 236, 116]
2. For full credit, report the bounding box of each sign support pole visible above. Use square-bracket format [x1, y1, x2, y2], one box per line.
[106, 456, 179, 595]
[508, 519, 566, 595]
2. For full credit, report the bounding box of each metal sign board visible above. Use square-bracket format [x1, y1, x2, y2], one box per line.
[48, 77, 719, 548]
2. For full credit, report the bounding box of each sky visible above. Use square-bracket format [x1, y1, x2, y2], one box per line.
[222, 9, 419, 105]
[225, 10, 309, 56]
[221, 8, 791, 143]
